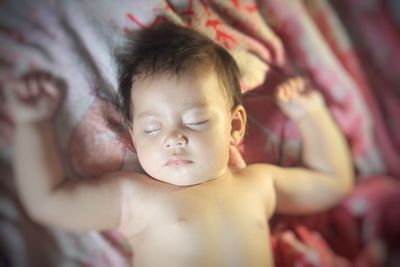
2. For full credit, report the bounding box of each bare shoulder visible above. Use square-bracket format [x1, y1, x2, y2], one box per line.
[107, 171, 187, 204]
[102, 171, 168, 198]
[105, 171, 173, 237]
[237, 163, 282, 183]
[235, 164, 277, 216]
[94, 171, 144, 192]
[241, 163, 279, 175]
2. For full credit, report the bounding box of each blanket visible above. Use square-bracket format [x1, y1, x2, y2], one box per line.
[0, 0, 399, 266]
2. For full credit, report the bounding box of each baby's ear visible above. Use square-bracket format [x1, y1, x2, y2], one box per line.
[230, 105, 246, 146]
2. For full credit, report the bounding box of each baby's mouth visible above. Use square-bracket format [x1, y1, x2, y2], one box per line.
[165, 156, 193, 167]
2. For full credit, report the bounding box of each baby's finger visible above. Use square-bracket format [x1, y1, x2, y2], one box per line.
[10, 81, 29, 100]
[276, 85, 287, 100]
[41, 79, 59, 100]
[287, 78, 298, 92]
[27, 78, 40, 97]
[296, 78, 305, 92]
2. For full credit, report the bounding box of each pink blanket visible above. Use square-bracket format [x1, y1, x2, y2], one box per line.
[0, 0, 399, 266]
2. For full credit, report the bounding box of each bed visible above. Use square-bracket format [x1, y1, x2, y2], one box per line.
[0, 0, 399, 266]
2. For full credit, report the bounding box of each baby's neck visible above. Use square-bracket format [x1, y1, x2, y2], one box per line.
[195, 168, 233, 187]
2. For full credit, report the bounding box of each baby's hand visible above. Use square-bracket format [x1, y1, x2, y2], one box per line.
[275, 77, 324, 120]
[4, 71, 65, 124]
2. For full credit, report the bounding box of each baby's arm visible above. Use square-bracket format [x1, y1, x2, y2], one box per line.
[5, 72, 135, 231]
[268, 77, 354, 214]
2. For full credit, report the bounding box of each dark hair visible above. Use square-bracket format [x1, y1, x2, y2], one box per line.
[117, 22, 242, 124]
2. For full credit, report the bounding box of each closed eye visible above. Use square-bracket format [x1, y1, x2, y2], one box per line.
[186, 120, 208, 126]
[144, 128, 160, 134]
[185, 120, 209, 130]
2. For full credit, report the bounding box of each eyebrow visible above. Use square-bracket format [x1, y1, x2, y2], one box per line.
[135, 111, 162, 121]
[135, 103, 210, 120]
[182, 103, 210, 111]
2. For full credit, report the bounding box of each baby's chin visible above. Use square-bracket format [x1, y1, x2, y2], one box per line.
[146, 170, 217, 187]
[142, 162, 230, 186]
[151, 174, 209, 187]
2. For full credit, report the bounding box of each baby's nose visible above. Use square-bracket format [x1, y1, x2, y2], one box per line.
[164, 131, 188, 149]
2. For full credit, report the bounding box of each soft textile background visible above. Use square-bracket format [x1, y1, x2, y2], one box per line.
[0, 0, 399, 266]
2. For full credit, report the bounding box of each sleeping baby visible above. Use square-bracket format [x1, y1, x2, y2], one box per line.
[6, 22, 354, 266]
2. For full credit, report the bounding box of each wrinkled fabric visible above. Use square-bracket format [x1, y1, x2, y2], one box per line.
[0, 0, 399, 266]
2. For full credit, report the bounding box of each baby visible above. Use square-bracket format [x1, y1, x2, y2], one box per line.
[6, 23, 354, 267]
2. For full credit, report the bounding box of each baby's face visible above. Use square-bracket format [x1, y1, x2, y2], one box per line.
[130, 70, 234, 186]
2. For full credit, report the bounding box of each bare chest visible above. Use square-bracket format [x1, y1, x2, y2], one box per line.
[126, 181, 274, 266]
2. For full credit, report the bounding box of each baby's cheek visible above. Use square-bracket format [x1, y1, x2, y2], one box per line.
[201, 138, 229, 163]
[136, 152, 155, 175]
[137, 145, 152, 160]
[133, 141, 147, 158]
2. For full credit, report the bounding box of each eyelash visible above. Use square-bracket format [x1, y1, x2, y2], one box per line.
[185, 120, 208, 126]
[144, 128, 160, 134]
[143, 120, 208, 134]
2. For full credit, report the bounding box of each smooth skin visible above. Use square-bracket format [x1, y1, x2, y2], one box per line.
[6, 70, 353, 267]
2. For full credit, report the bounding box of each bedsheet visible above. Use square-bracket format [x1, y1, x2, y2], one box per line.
[0, 0, 399, 266]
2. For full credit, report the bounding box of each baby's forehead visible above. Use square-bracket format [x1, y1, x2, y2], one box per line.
[134, 67, 212, 86]
[132, 70, 227, 99]
[129, 71, 231, 116]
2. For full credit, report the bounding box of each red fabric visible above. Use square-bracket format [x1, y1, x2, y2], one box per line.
[269, 177, 400, 267]
[0, 0, 399, 266]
